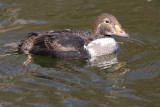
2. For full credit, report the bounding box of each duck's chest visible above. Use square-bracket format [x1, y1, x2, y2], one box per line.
[85, 38, 118, 57]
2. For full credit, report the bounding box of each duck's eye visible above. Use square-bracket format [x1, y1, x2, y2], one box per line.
[105, 20, 109, 24]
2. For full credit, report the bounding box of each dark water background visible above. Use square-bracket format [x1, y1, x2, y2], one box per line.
[0, 0, 160, 106]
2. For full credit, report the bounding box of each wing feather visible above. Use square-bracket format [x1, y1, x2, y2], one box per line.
[19, 30, 90, 58]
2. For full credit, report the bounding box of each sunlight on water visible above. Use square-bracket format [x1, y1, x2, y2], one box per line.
[0, 0, 160, 106]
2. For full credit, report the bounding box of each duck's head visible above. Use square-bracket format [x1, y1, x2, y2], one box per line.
[93, 13, 129, 38]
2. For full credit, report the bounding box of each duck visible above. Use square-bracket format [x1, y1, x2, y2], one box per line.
[18, 13, 129, 62]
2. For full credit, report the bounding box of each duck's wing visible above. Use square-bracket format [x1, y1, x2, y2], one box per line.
[51, 29, 94, 45]
[44, 32, 85, 51]
[19, 31, 89, 58]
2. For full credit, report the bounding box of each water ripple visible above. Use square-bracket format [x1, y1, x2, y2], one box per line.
[0, 0, 160, 106]
[61, 97, 88, 107]
[117, 93, 149, 102]
[22, 77, 78, 92]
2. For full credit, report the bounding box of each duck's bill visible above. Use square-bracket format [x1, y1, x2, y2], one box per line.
[115, 31, 130, 38]
[114, 25, 130, 38]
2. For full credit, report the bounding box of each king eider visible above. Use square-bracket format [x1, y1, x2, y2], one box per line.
[18, 13, 129, 61]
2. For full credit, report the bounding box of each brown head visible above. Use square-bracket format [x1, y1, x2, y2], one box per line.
[93, 13, 129, 38]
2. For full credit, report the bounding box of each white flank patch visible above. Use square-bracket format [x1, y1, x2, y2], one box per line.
[88, 48, 97, 57]
[85, 38, 118, 57]
[93, 38, 116, 46]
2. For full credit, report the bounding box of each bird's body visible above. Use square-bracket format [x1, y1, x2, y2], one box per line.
[18, 13, 129, 59]
[18, 29, 91, 58]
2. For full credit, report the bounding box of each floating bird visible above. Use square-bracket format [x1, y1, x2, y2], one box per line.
[17, 13, 129, 65]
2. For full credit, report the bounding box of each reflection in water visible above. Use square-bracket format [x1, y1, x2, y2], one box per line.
[0, 0, 160, 106]
[88, 53, 118, 69]
[0, 39, 157, 106]
[25, 52, 123, 71]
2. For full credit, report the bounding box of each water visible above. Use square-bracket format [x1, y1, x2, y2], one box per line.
[0, 0, 160, 106]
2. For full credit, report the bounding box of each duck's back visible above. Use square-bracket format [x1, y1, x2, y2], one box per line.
[18, 29, 92, 58]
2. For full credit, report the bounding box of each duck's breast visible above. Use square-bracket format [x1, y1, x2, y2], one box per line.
[85, 38, 118, 57]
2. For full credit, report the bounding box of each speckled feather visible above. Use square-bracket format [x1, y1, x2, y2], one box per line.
[18, 29, 92, 58]
[18, 13, 128, 58]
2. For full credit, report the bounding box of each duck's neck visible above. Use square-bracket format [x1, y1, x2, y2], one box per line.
[93, 34, 112, 40]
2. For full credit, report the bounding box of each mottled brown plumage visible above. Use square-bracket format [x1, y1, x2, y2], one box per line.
[18, 13, 129, 58]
